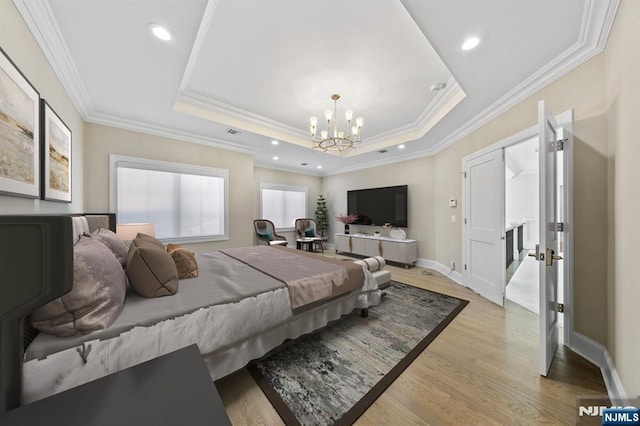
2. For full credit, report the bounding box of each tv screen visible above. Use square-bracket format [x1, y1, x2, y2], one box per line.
[347, 185, 408, 227]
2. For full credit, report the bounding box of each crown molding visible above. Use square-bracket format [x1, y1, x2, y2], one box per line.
[177, 0, 222, 96]
[13, 0, 95, 119]
[364, 77, 464, 146]
[175, 90, 308, 139]
[323, 148, 433, 176]
[424, 0, 620, 156]
[253, 160, 324, 177]
[88, 112, 255, 155]
[175, 3, 464, 152]
[177, 74, 464, 154]
[15, 0, 620, 176]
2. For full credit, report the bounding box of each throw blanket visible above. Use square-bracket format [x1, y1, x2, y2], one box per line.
[221, 246, 365, 309]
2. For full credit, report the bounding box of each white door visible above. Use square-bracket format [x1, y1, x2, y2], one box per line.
[464, 149, 505, 306]
[538, 100, 563, 376]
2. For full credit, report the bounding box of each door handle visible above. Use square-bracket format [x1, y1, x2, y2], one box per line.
[545, 248, 563, 266]
[528, 244, 540, 260]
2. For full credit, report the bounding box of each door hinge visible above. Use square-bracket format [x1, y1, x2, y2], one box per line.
[464, 218, 467, 224]
[462, 171, 467, 178]
[557, 222, 564, 232]
[464, 264, 467, 271]
[556, 138, 568, 151]
[557, 303, 564, 313]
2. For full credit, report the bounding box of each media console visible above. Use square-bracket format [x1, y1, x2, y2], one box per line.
[334, 233, 417, 268]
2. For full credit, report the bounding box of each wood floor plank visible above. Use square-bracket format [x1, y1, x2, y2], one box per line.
[215, 253, 607, 425]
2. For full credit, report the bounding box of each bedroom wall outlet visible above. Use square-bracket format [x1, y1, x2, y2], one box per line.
[449, 198, 457, 207]
[450, 260, 455, 270]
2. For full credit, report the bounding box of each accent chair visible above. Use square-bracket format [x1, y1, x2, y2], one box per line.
[253, 219, 288, 246]
[294, 218, 324, 253]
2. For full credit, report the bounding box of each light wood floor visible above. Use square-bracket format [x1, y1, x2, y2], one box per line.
[216, 253, 607, 425]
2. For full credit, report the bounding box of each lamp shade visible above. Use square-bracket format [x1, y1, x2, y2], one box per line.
[116, 223, 156, 241]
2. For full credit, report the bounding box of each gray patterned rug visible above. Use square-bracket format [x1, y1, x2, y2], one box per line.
[249, 281, 468, 425]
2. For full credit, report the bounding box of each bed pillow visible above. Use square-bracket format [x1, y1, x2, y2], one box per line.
[91, 228, 128, 266]
[71, 216, 90, 243]
[126, 237, 179, 297]
[134, 232, 164, 248]
[30, 236, 127, 337]
[166, 244, 199, 279]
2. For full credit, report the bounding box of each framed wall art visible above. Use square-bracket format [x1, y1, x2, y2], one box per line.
[41, 100, 72, 202]
[0, 47, 40, 198]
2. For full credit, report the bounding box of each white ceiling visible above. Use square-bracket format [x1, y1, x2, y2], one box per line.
[506, 136, 538, 176]
[14, 0, 618, 176]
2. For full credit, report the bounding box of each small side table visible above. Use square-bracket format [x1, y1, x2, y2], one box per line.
[296, 238, 315, 252]
[0, 344, 231, 426]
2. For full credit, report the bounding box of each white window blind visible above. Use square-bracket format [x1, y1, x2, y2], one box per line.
[110, 155, 228, 243]
[260, 183, 307, 230]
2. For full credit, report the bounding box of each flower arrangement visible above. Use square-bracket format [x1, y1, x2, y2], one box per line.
[383, 222, 391, 229]
[336, 213, 359, 224]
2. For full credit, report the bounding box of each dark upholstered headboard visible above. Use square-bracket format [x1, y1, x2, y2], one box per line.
[0, 213, 115, 414]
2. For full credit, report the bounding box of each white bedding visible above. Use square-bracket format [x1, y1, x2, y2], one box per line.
[22, 261, 379, 404]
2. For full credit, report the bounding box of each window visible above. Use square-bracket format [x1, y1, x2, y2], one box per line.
[260, 183, 307, 230]
[110, 155, 228, 243]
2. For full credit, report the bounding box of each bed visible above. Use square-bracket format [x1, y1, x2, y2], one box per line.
[7, 214, 381, 405]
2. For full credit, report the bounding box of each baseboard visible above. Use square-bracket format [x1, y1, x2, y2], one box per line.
[568, 331, 605, 368]
[602, 350, 629, 404]
[565, 330, 633, 401]
[416, 259, 465, 286]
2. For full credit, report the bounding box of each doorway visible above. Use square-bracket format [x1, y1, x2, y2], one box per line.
[461, 103, 574, 375]
[504, 137, 540, 313]
[504, 137, 565, 329]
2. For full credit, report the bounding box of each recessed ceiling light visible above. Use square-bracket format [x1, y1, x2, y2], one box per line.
[461, 37, 480, 51]
[398, 144, 405, 150]
[273, 156, 279, 160]
[148, 23, 173, 42]
[317, 165, 322, 169]
[271, 140, 279, 145]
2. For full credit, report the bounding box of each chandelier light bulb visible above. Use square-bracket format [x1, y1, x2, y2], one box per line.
[321, 130, 328, 139]
[310, 126, 316, 136]
[352, 126, 358, 136]
[345, 110, 353, 121]
[356, 117, 363, 127]
[310, 116, 317, 127]
[325, 110, 332, 122]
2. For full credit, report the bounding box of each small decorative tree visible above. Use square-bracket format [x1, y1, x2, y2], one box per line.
[315, 195, 329, 238]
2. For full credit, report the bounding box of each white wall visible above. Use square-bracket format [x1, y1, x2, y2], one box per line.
[84, 123, 255, 253]
[253, 166, 323, 246]
[0, 1, 84, 214]
[604, 0, 640, 397]
[322, 156, 436, 260]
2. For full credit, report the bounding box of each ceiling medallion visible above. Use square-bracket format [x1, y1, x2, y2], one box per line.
[309, 94, 363, 153]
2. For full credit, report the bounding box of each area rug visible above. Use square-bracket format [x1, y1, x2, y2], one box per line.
[248, 281, 468, 425]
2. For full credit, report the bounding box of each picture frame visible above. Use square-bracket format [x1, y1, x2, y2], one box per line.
[0, 47, 40, 198]
[41, 99, 72, 202]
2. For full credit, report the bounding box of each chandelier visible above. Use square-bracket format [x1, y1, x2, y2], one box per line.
[309, 94, 363, 152]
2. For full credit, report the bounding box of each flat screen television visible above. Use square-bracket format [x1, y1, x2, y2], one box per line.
[347, 185, 408, 227]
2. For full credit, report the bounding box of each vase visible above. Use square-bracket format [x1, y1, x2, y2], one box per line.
[344, 224, 350, 234]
